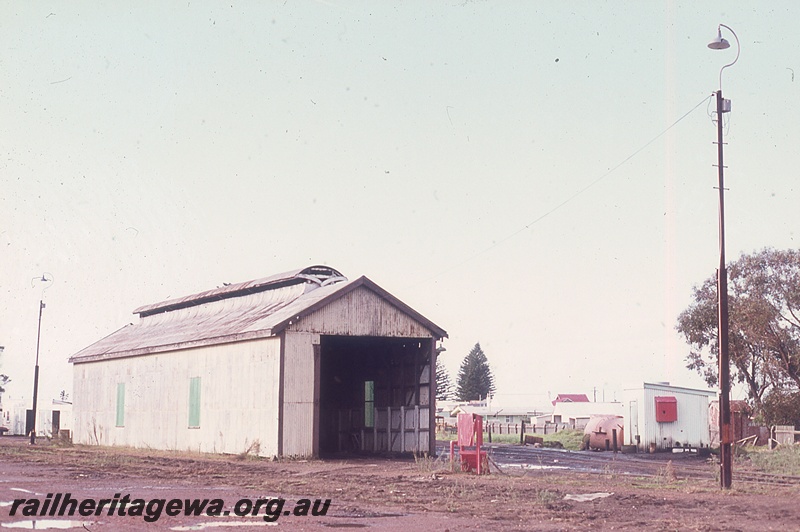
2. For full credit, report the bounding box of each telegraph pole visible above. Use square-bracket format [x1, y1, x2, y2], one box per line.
[30, 300, 45, 444]
[714, 88, 732, 489]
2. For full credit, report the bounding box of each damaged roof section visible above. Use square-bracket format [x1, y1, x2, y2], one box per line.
[69, 266, 446, 364]
[133, 265, 346, 317]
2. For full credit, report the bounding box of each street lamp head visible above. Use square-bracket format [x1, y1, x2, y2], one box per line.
[31, 273, 53, 285]
[709, 24, 740, 91]
[708, 27, 731, 50]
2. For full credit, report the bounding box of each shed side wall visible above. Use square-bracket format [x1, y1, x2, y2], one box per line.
[72, 337, 280, 456]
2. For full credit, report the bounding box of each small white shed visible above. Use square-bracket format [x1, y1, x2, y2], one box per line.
[622, 382, 716, 452]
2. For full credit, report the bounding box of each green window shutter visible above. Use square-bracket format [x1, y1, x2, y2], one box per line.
[364, 381, 374, 428]
[188, 377, 201, 428]
[115, 383, 125, 427]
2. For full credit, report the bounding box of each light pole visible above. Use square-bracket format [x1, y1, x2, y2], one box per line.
[30, 273, 53, 445]
[708, 24, 739, 490]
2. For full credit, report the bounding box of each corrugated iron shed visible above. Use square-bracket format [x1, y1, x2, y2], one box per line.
[69, 265, 447, 458]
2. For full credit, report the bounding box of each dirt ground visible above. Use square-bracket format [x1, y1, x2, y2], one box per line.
[1, 436, 799, 531]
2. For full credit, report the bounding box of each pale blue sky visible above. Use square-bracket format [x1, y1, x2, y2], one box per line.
[2, 2, 799, 409]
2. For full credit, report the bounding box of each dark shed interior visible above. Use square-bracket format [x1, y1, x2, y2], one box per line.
[319, 335, 432, 455]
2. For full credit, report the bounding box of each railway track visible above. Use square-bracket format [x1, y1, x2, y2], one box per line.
[441, 442, 800, 487]
[732, 469, 800, 486]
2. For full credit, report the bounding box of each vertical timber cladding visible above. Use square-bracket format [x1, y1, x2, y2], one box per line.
[284, 284, 438, 456]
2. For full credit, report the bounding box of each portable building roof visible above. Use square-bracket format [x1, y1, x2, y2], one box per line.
[631, 382, 717, 396]
[69, 266, 447, 364]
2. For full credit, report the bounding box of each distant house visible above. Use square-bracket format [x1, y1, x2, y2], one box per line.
[0, 398, 69, 438]
[552, 393, 590, 406]
[449, 404, 537, 425]
[69, 266, 446, 458]
[623, 382, 716, 451]
[1, 399, 26, 435]
[531, 412, 553, 427]
[551, 401, 623, 430]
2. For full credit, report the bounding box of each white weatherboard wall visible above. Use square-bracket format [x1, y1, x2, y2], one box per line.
[72, 337, 280, 456]
[623, 383, 716, 451]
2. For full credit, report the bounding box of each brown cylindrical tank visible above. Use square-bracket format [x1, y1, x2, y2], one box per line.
[583, 415, 624, 451]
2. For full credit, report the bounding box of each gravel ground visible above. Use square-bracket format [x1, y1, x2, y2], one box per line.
[1, 436, 799, 531]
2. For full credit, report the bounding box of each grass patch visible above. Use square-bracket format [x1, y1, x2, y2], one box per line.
[235, 439, 262, 461]
[437, 428, 585, 451]
[746, 445, 800, 475]
[534, 488, 561, 505]
[413, 452, 449, 473]
[540, 429, 584, 451]
[487, 433, 525, 444]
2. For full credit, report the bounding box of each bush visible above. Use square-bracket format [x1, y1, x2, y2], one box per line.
[757, 389, 800, 427]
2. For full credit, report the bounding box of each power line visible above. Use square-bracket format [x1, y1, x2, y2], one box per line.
[411, 94, 714, 288]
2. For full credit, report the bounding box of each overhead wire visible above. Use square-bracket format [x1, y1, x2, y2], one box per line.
[410, 93, 714, 289]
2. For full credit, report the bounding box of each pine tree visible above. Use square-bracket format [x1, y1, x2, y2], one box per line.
[435, 358, 453, 401]
[456, 342, 495, 401]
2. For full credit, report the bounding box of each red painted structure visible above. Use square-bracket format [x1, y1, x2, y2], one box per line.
[450, 413, 488, 474]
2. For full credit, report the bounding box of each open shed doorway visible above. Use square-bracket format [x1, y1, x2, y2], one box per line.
[319, 335, 433, 456]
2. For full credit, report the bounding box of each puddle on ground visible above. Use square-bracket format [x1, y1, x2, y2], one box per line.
[564, 492, 614, 502]
[170, 522, 277, 530]
[501, 464, 569, 471]
[1, 520, 95, 530]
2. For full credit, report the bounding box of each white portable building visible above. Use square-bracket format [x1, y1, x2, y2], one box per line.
[622, 382, 716, 452]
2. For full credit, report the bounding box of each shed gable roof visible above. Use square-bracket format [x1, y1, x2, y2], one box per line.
[69, 267, 446, 364]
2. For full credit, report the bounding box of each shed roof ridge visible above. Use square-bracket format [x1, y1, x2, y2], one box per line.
[133, 265, 345, 317]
